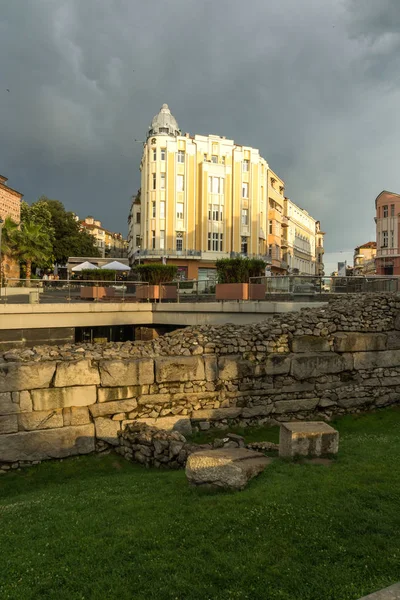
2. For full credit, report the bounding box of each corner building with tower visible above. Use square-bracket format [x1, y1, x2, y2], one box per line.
[128, 104, 324, 280]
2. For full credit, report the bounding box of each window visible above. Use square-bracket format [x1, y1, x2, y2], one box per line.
[212, 232, 219, 250]
[177, 150, 185, 163]
[177, 175, 184, 191]
[382, 231, 388, 247]
[221, 156, 225, 165]
[241, 237, 248, 254]
[204, 154, 208, 161]
[160, 230, 165, 250]
[135, 235, 141, 247]
[152, 148, 157, 161]
[176, 232, 183, 251]
[212, 205, 219, 221]
[220, 233, 223, 252]
[151, 230, 156, 249]
[211, 155, 218, 163]
[383, 205, 388, 218]
[208, 232, 211, 251]
[268, 220, 272, 234]
[159, 127, 169, 134]
[242, 182, 249, 198]
[160, 173, 166, 190]
[391, 230, 394, 247]
[160, 201, 165, 219]
[391, 204, 395, 217]
[241, 208, 249, 226]
[152, 173, 156, 190]
[268, 244, 272, 257]
[242, 160, 249, 172]
[176, 202, 184, 219]
[161, 148, 166, 161]
[208, 176, 224, 194]
[152, 202, 156, 218]
[136, 212, 141, 224]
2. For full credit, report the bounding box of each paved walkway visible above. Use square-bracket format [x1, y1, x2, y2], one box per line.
[359, 583, 400, 599]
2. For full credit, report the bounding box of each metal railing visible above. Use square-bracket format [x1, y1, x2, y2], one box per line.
[249, 275, 400, 295]
[137, 248, 201, 258]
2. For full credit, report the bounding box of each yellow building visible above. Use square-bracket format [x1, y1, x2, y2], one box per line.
[128, 104, 321, 279]
[82, 216, 128, 259]
[353, 242, 376, 275]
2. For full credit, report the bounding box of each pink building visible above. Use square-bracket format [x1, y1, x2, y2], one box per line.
[375, 191, 400, 275]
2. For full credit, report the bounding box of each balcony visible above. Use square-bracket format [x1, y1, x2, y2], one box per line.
[281, 237, 288, 248]
[281, 216, 289, 227]
[138, 248, 201, 259]
[376, 247, 400, 258]
[317, 247, 325, 254]
[230, 252, 272, 263]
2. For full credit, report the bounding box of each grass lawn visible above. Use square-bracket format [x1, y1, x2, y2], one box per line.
[1, 408, 400, 600]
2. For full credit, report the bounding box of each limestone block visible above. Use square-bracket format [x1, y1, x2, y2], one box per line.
[218, 356, 254, 380]
[32, 386, 97, 411]
[55, 359, 100, 387]
[155, 356, 205, 383]
[353, 350, 400, 371]
[274, 398, 319, 414]
[262, 355, 291, 376]
[186, 448, 271, 490]
[333, 333, 387, 353]
[0, 361, 56, 393]
[241, 405, 273, 418]
[99, 359, 154, 387]
[0, 414, 18, 434]
[134, 416, 192, 436]
[378, 376, 400, 387]
[0, 392, 18, 415]
[18, 409, 64, 431]
[204, 355, 218, 382]
[292, 336, 331, 353]
[97, 386, 139, 403]
[137, 393, 171, 406]
[89, 398, 138, 418]
[279, 421, 339, 458]
[63, 406, 91, 426]
[0, 424, 95, 462]
[191, 407, 242, 421]
[17, 391, 33, 412]
[337, 396, 374, 409]
[387, 331, 400, 350]
[94, 417, 121, 446]
[291, 353, 353, 380]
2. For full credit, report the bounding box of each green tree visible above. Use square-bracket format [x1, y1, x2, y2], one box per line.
[17, 221, 53, 280]
[0, 217, 18, 283]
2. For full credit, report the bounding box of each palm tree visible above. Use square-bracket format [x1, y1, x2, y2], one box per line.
[0, 217, 18, 284]
[17, 221, 53, 281]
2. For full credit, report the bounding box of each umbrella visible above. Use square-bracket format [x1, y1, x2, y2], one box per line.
[100, 261, 130, 271]
[71, 261, 99, 272]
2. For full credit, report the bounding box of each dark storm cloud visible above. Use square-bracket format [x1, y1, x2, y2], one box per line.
[0, 0, 399, 259]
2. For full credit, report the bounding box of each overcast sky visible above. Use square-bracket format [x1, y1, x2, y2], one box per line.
[1, 0, 399, 268]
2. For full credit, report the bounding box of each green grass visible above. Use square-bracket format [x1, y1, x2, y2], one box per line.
[1, 408, 400, 600]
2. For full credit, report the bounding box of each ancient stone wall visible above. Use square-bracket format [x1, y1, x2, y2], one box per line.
[1, 293, 400, 472]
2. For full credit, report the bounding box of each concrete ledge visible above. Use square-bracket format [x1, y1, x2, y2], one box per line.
[358, 583, 400, 599]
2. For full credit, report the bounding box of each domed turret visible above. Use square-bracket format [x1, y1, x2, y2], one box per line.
[148, 104, 180, 138]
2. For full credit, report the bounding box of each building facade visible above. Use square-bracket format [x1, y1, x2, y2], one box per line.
[353, 241, 376, 275]
[81, 216, 128, 259]
[282, 198, 324, 275]
[0, 174, 23, 280]
[128, 104, 324, 279]
[375, 191, 400, 275]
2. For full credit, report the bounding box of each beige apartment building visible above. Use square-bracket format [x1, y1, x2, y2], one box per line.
[81, 216, 128, 259]
[353, 241, 376, 275]
[282, 198, 325, 275]
[128, 104, 324, 279]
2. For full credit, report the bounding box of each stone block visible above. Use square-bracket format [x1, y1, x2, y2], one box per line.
[186, 448, 271, 490]
[89, 398, 138, 418]
[218, 356, 254, 380]
[191, 407, 242, 421]
[353, 350, 400, 371]
[292, 336, 331, 353]
[18, 409, 64, 431]
[31, 386, 97, 411]
[134, 416, 192, 436]
[0, 392, 18, 415]
[55, 359, 100, 387]
[262, 354, 291, 375]
[279, 421, 339, 458]
[204, 355, 218, 382]
[0, 414, 18, 434]
[387, 331, 400, 350]
[99, 359, 154, 387]
[0, 424, 95, 462]
[155, 356, 205, 383]
[274, 398, 319, 414]
[241, 405, 273, 418]
[333, 333, 387, 353]
[291, 353, 353, 380]
[378, 376, 400, 387]
[97, 386, 139, 403]
[137, 393, 171, 406]
[17, 391, 33, 412]
[63, 406, 91, 426]
[0, 361, 56, 392]
[337, 396, 374, 409]
[94, 417, 121, 446]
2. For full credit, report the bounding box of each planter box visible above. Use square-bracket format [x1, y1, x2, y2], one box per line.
[80, 286, 113, 300]
[135, 284, 177, 301]
[216, 283, 249, 301]
[249, 283, 266, 300]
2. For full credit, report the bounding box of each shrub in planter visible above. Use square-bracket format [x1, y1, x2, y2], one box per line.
[133, 263, 177, 285]
[79, 269, 117, 282]
[215, 257, 266, 300]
